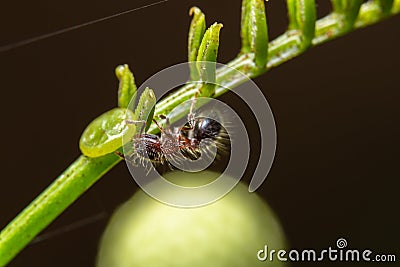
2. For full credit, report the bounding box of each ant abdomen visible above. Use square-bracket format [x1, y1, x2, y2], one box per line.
[132, 133, 165, 163]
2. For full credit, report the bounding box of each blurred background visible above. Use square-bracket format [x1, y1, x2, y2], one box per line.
[0, 0, 399, 266]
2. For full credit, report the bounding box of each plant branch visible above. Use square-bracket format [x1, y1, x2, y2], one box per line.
[0, 1, 398, 266]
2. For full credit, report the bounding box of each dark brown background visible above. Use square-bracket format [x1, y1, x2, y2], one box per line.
[0, 0, 399, 266]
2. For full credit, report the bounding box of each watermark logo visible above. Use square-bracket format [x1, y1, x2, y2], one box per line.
[336, 237, 347, 249]
[122, 62, 276, 207]
[257, 238, 396, 263]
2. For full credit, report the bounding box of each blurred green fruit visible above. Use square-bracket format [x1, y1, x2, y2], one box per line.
[97, 171, 287, 267]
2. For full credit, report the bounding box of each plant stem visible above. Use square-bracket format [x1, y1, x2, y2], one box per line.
[0, 155, 121, 266]
[0, 2, 398, 266]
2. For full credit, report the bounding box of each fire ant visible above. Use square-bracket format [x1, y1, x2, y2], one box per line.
[117, 93, 229, 171]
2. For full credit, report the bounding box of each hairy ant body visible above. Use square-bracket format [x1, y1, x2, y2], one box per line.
[118, 95, 229, 171]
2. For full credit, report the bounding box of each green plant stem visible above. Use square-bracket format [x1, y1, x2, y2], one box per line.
[0, 155, 121, 266]
[0, 2, 398, 266]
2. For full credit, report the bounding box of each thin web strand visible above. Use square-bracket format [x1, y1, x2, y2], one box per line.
[29, 212, 107, 245]
[0, 0, 168, 53]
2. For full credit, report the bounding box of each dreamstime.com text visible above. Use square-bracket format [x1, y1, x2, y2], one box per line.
[257, 238, 396, 263]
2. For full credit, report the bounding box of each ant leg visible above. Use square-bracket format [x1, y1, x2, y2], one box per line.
[157, 114, 167, 119]
[157, 114, 173, 133]
[125, 119, 147, 134]
[187, 91, 199, 128]
[115, 151, 125, 159]
[116, 150, 138, 166]
[152, 118, 167, 134]
[125, 119, 146, 124]
[125, 120, 147, 127]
